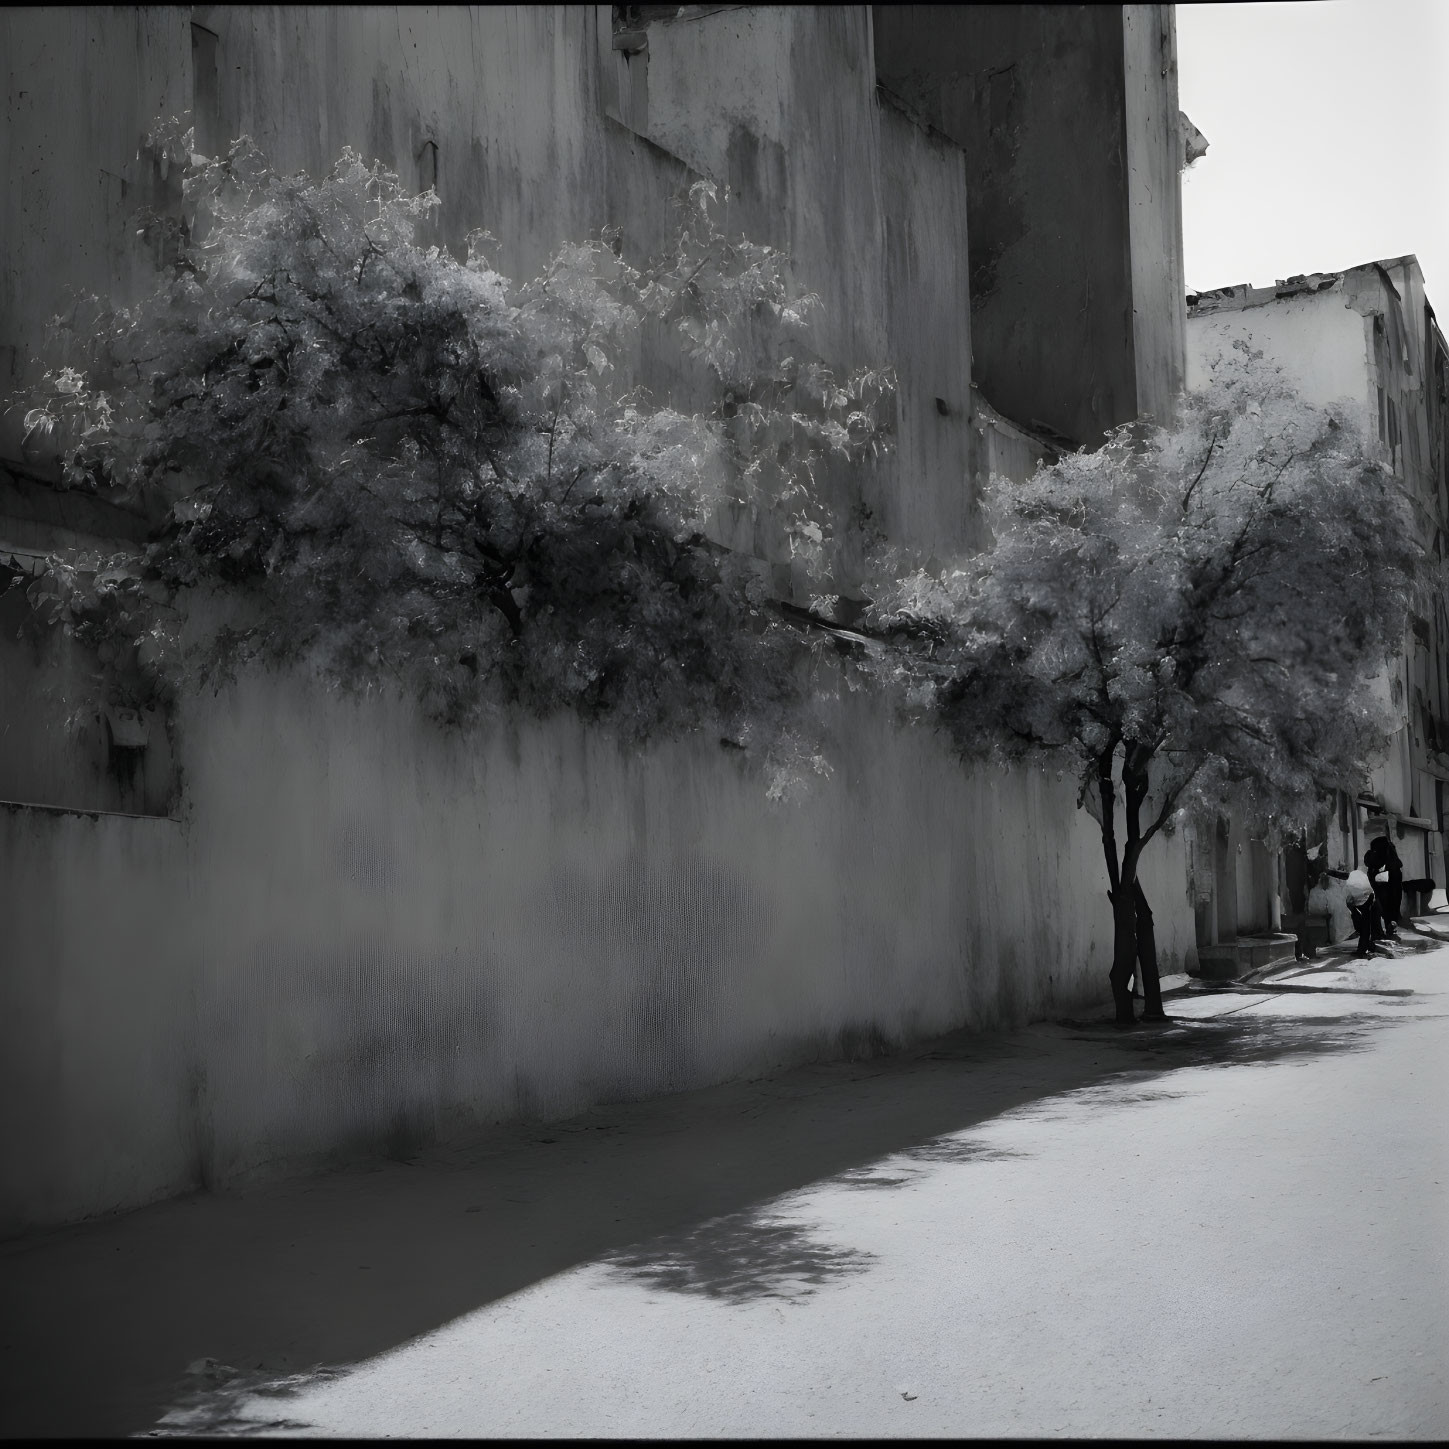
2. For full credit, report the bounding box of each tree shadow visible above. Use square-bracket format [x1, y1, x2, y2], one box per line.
[2, 983, 1428, 1438]
[601, 1207, 876, 1305]
[578, 1002, 1415, 1308]
[1059, 1006, 1390, 1070]
[136, 1362, 337, 1439]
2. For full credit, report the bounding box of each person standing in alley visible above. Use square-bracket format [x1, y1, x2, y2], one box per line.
[1364, 833, 1404, 938]
[1307, 870, 1353, 945]
[1344, 866, 1388, 958]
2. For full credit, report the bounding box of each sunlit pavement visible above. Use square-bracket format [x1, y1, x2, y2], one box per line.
[5, 944, 1449, 1439]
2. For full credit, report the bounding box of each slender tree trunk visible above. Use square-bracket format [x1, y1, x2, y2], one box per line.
[1108, 883, 1138, 1024]
[1134, 879, 1166, 1020]
[1111, 740, 1161, 1025]
[1098, 741, 1136, 1024]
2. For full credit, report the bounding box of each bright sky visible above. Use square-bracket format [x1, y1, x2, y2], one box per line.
[1177, 1, 1449, 309]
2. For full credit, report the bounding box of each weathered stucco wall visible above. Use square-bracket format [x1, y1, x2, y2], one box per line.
[0, 669, 1196, 1232]
[0, 590, 174, 817]
[0, 474, 173, 814]
[1122, 5, 1186, 424]
[1186, 291, 1373, 422]
[0, 7, 191, 457]
[192, 4, 608, 286]
[879, 94, 980, 554]
[872, 4, 1185, 447]
[0, 6, 1197, 1233]
[3, 4, 983, 568]
[873, 5, 1133, 447]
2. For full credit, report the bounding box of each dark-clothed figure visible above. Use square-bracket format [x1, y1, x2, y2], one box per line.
[1364, 834, 1404, 937]
[1344, 868, 1384, 957]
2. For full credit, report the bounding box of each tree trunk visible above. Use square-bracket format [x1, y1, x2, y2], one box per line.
[1134, 879, 1166, 1021]
[1096, 744, 1135, 1024]
[1108, 885, 1138, 1024]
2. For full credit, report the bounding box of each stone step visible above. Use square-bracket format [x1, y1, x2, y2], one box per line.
[1194, 933, 1301, 981]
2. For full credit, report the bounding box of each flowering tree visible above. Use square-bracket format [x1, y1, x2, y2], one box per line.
[865, 361, 1426, 1022]
[14, 132, 891, 792]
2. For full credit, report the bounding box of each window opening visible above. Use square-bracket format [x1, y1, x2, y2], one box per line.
[418, 139, 439, 196]
[191, 23, 220, 158]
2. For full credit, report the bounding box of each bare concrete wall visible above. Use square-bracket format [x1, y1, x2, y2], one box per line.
[0, 474, 173, 814]
[2, 5, 979, 562]
[190, 4, 609, 286]
[0, 589, 174, 816]
[879, 94, 980, 554]
[871, 4, 1185, 446]
[0, 7, 191, 457]
[1122, 5, 1186, 423]
[1186, 290, 1373, 422]
[0, 669, 1196, 1233]
[872, 4, 1135, 446]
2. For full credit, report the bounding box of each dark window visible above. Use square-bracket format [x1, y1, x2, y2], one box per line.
[191, 24, 220, 157]
[418, 139, 438, 195]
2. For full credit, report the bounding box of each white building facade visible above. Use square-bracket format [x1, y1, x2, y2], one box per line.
[1187, 256, 1449, 945]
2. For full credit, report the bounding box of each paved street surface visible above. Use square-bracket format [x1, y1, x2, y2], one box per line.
[4, 943, 1449, 1439]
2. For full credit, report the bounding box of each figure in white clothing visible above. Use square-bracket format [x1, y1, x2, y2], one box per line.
[1306, 872, 1352, 944]
[1343, 868, 1388, 957]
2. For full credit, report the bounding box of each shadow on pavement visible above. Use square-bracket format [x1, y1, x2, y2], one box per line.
[140, 1362, 339, 1439]
[602, 1208, 877, 1306]
[593, 1002, 1415, 1316]
[0, 982, 1425, 1438]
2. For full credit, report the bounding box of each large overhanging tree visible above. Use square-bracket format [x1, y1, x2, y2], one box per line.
[864, 364, 1428, 1023]
[12, 131, 890, 794]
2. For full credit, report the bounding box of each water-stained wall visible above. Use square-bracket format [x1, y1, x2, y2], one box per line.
[872, 4, 1186, 447]
[879, 93, 980, 554]
[0, 669, 1195, 1232]
[1121, 5, 1186, 424]
[3, 6, 987, 563]
[0, 7, 191, 458]
[0, 6, 1196, 1232]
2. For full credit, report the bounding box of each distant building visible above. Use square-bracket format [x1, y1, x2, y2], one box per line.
[1186, 256, 1449, 950]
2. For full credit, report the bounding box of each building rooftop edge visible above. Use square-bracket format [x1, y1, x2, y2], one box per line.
[1187, 254, 1424, 314]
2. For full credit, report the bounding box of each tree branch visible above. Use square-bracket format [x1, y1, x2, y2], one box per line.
[1098, 734, 1122, 897]
[1180, 432, 1218, 514]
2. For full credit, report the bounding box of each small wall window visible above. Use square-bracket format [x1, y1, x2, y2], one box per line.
[191, 23, 220, 157]
[418, 139, 439, 196]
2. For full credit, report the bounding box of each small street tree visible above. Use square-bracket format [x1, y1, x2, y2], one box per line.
[12, 131, 890, 793]
[864, 360, 1427, 1023]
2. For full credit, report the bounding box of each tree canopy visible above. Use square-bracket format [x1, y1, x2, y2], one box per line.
[14, 132, 891, 791]
[864, 358, 1428, 1017]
